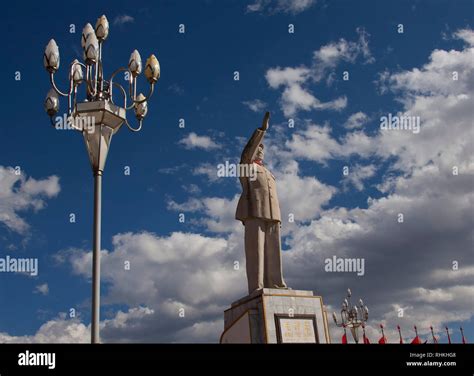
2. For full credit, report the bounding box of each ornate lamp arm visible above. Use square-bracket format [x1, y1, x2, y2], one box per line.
[125, 84, 154, 109]
[72, 61, 96, 99]
[124, 118, 143, 132]
[49, 72, 73, 97]
[110, 81, 128, 109]
[108, 67, 129, 104]
[127, 75, 154, 103]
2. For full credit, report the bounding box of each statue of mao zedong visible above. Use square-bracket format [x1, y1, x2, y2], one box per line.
[236, 112, 288, 294]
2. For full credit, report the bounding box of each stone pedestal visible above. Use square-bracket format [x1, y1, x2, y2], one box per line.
[220, 289, 331, 343]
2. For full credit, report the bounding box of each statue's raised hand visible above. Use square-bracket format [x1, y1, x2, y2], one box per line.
[260, 111, 270, 131]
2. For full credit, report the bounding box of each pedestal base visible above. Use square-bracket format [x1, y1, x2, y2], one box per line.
[220, 288, 331, 343]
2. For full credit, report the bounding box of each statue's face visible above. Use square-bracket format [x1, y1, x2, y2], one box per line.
[255, 144, 264, 161]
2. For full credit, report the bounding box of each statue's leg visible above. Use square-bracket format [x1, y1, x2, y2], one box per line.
[244, 218, 265, 294]
[264, 221, 287, 288]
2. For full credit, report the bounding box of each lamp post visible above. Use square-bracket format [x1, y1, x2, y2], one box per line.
[332, 288, 369, 344]
[43, 14, 160, 344]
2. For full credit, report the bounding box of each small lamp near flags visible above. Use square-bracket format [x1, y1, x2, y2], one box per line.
[333, 288, 369, 344]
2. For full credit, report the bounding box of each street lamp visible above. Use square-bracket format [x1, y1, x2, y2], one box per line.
[43, 14, 160, 344]
[332, 288, 369, 344]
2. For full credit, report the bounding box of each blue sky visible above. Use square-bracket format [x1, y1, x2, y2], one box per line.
[0, 0, 473, 343]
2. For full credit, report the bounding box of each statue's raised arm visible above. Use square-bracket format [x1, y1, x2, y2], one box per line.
[240, 112, 270, 164]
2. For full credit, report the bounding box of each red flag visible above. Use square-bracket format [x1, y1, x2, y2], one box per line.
[445, 327, 451, 344]
[411, 326, 422, 344]
[397, 325, 403, 344]
[362, 324, 370, 344]
[342, 333, 348, 344]
[460, 327, 467, 344]
[378, 324, 387, 344]
[411, 336, 422, 344]
[342, 324, 348, 344]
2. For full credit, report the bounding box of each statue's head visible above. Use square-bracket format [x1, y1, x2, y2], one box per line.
[255, 143, 264, 161]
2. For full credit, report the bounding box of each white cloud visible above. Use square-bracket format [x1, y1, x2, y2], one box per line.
[344, 111, 369, 129]
[100, 306, 156, 342]
[284, 123, 373, 163]
[242, 99, 267, 112]
[266, 29, 372, 116]
[247, 0, 316, 14]
[381, 54, 473, 97]
[280, 83, 347, 116]
[0, 166, 60, 233]
[178, 133, 221, 150]
[266, 67, 311, 88]
[454, 28, 474, 46]
[343, 164, 376, 191]
[0, 308, 155, 343]
[266, 66, 347, 116]
[285, 124, 338, 162]
[113, 15, 134, 26]
[276, 84, 345, 116]
[429, 266, 474, 284]
[34, 283, 49, 296]
[192, 162, 220, 181]
[53, 230, 246, 342]
[312, 27, 374, 81]
[167, 198, 204, 212]
[275, 161, 336, 225]
[199, 196, 242, 233]
[284, 29, 474, 170]
[182, 183, 201, 195]
[374, 34, 474, 172]
[158, 163, 187, 175]
[168, 195, 241, 234]
[0, 314, 88, 343]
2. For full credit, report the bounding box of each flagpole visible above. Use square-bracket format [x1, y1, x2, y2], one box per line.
[397, 325, 403, 344]
[362, 324, 370, 344]
[445, 327, 451, 344]
[460, 327, 467, 344]
[378, 324, 387, 344]
[430, 326, 438, 344]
